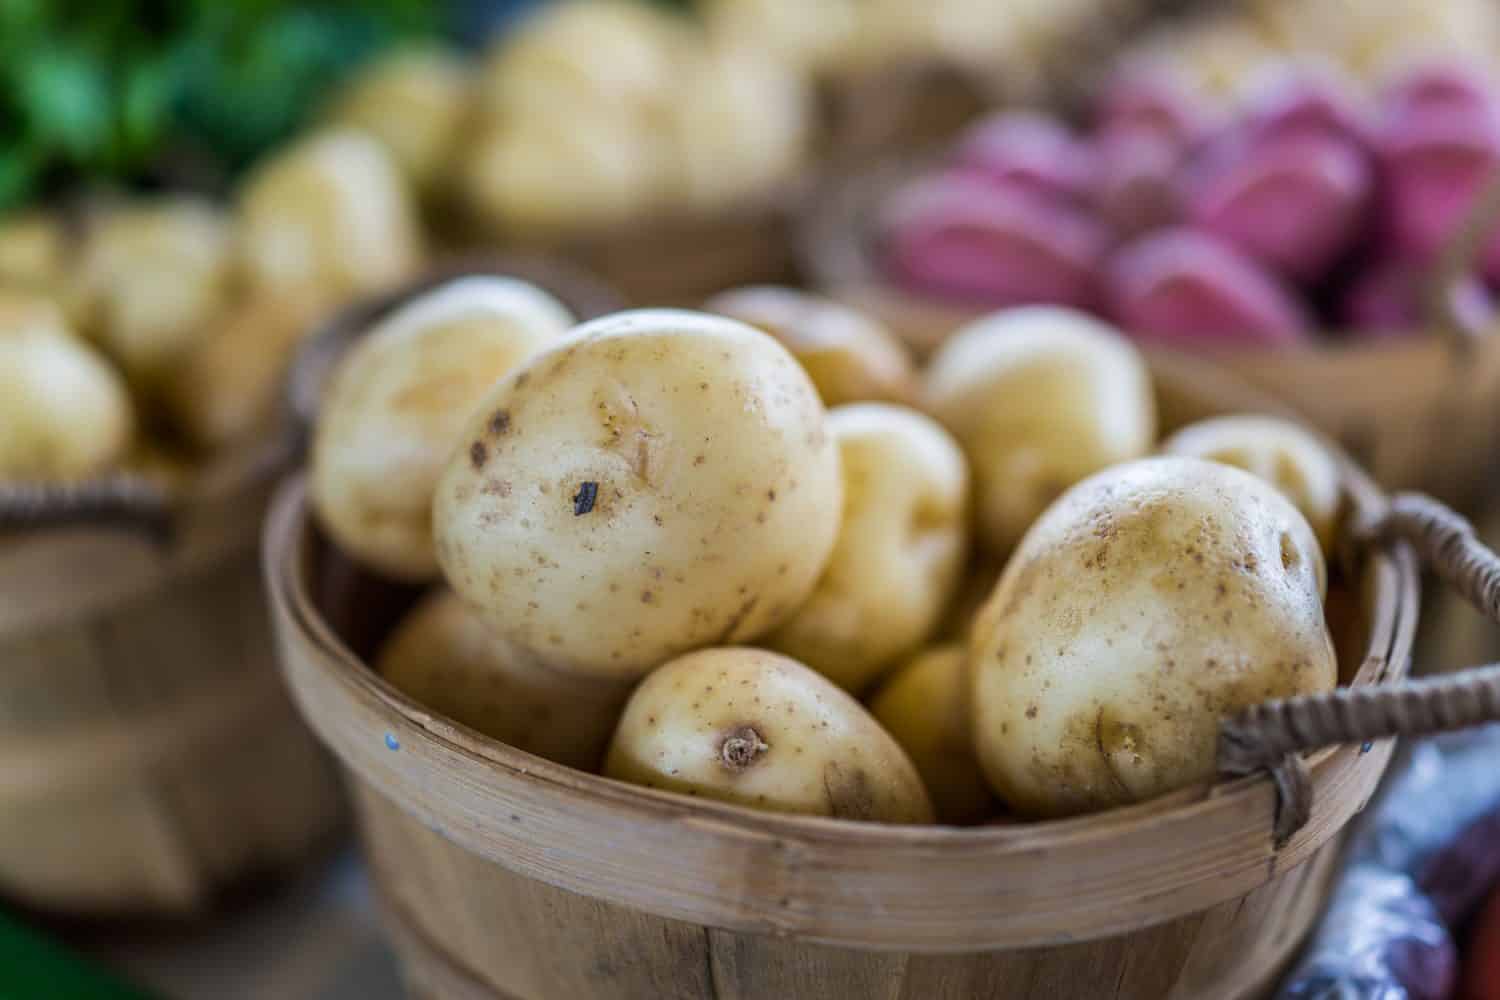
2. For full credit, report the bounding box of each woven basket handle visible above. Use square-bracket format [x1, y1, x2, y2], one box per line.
[1428, 167, 1500, 353]
[0, 476, 175, 542]
[1218, 495, 1500, 845]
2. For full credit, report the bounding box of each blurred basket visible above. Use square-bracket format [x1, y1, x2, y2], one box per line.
[264, 332, 1433, 999]
[800, 158, 1500, 509]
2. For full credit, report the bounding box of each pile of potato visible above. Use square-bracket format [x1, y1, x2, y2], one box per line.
[0, 129, 423, 485]
[312, 274, 1348, 827]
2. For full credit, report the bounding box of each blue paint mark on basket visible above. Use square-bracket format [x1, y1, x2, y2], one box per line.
[385, 733, 400, 751]
[1360, 741, 1374, 755]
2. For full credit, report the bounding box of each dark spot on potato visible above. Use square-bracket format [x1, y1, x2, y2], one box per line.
[767, 489, 777, 501]
[1025, 705, 1038, 719]
[469, 441, 487, 469]
[573, 481, 598, 515]
[481, 479, 511, 497]
[1280, 532, 1299, 571]
[641, 590, 655, 604]
[823, 761, 877, 820]
[489, 410, 511, 435]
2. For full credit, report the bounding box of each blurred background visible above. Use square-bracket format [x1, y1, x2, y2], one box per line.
[8, 0, 1500, 997]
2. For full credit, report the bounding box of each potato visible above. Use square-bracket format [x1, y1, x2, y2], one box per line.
[433, 309, 843, 680]
[378, 589, 629, 770]
[704, 286, 915, 407]
[237, 129, 422, 303]
[313, 277, 575, 581]
[869, 644, 995, 824]
[671, 45, 811, 210]
[0, 213, 65, 290]
[464, 115, 667, 236]
[703, 0, 859, 75]
[970, 457, 1336, 817]
[327, 47, 474, 196]
[924, 306, 1156, 555]
[74, 198, 234, 391]
[0, 293, 133, 480]
[605, 647, 934, 822]
[160, 293, 325, 452]
[1161, 415, 1344, 558]
[763, 403, 968, 692]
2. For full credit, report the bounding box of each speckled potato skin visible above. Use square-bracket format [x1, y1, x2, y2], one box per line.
[1161, 415, 1344, 558]
[925, 306, 1156, 555]
[763, 403, 969, 693]
[432, 309, 843, 680]
[378, 590, 629, 771]
[970, 457, 1335, 818]
[869, 644, 996, 824]
[237, 129, 422, 303]
[704, 286, 916, 407]
[0, 293, 133, 480]
[313, 278, 575, 581]
[605, 647, 934, 822]
[75, 198, 234, 392]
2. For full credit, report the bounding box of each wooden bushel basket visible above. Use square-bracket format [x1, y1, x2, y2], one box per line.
[0, 440, 344, 916]
[263, 343, 1500, 1000]
[800, 160, 1500, 509]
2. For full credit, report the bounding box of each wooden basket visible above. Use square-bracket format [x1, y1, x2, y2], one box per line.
[0, 439, 345, 917]
[265, 355, 1429, 1000]
[799, 160, 1500, 508]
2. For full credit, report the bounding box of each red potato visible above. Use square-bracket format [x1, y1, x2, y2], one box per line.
[1093, 130, 1184, 237]
[1382, 62, 1499, 124]
[1094, 67, 1209, 148]
[881, 173, 1107, 309]
[1462, 885, 1500, 1000]
[1104, 228, 1310, 346]
[1188, 132, 1373, 283]
[1376, 104, 1500, 274]
[1341, 259, 1494, 336]
[1242, 69, 1375, 149]
[950, 111, 1097, 204]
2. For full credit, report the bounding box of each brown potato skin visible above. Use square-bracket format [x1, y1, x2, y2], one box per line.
[605, 647, 934, 823]
[378, 590, 629, 771]
[970, 457, 1335, 818]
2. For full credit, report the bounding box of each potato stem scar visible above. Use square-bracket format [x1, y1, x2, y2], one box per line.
[720, 726, 769, 771]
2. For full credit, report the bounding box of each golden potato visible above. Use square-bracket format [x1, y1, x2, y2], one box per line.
[1161, 415, 1343, 557]
[671, 45, 811, 210]
[704, 0, 860, 75]
[605, 647, 934, 822]
[463, 115, 667, 236]
[327, 47, 474, 196]
[313, 277, 575, 581]
[237, 129, 423, 303]
[704, 286, 915, 406]
[925, 306, 1156, 555]
[160, 293, 326, 452]
[0, 293, 133, 480]
[970, 457, 1335, 818]
[433, 309, 843, 680]
[869, 644, 995, 824]
[74, 198, 234, 391]
[764, 403, 968, 692]
[379, 589, 629, 770]
[0, 213, 65, 290]
[478, 0, 687, 124]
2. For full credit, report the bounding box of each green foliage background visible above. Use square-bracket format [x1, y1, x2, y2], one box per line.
[0, 0, 436, 211]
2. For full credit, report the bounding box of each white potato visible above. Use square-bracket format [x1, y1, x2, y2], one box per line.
[237, 129, 422, 303]
[605, 647, 934, 822]
[312, 277, 575, 581]
[75, 198, 234, 391]
[704, 0, 860, 75]
[327, 47, 474, 195]
[433, 309, 843, 680]
[970, 457, 1335, 817]
[704, 286, 916, 407]
[0, 213, 65, 290]
[925, 306, 1156, 555]
[764, 403, 969, 692]
[1161, 415, 1343, 557]
[869, 644, 995, 824]
[379, 589, 629, 771]
[0, 293, 133, 480]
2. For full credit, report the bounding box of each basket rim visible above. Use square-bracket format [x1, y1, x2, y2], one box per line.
[265, 362, 1421, 952]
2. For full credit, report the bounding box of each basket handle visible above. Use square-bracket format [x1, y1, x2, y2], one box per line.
[0, 476, 175, 543]
[1428, 167, 1500, 353]
[1218, 494, 1500, 845]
